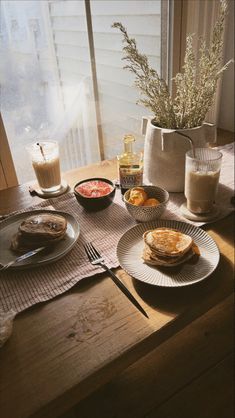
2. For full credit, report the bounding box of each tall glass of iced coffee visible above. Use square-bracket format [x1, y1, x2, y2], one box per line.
[185, 148, 222, 214]
[27, 141, 62, 193]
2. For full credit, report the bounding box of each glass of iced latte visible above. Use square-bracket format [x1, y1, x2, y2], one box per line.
[27, 141, 62, 193]
[185, 148, 222, 214]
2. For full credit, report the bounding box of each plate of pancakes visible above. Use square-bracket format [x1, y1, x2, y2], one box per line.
[0, 210, 80, 270]
[117, 219, 220, 287]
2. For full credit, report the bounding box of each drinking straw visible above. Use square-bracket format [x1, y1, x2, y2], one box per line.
[37, 142, 46, 161]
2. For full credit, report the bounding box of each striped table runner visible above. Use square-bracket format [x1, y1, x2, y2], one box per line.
[0, 190, 136, 313]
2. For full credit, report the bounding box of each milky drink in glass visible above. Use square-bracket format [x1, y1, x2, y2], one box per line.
[27, 141, 61, 193]
[185, 148, 222, 214]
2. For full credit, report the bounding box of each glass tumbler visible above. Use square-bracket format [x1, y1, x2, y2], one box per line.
[185, 148, 222, 214]
[26, 141, 61, 193]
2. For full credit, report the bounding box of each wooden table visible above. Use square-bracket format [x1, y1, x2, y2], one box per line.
[0, 155, 234, 418]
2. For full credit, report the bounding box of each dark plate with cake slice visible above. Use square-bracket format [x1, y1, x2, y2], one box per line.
[0, 210, 80, 270]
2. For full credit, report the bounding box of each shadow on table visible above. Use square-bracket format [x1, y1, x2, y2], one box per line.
[132, 253, 234, 316]
[204, 213, 234, 248]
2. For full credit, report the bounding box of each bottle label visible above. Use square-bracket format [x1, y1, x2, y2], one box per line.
[119, 168, 143, 189]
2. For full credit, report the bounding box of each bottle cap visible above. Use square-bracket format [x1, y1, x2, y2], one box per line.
[123, 134, 135, 143]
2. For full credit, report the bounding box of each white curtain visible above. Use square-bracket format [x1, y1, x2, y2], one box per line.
[183, 0, 233, 126]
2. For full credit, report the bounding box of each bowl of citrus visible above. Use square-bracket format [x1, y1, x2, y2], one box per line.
[74, 178, 115, 211]
[123, 186, 169, 222]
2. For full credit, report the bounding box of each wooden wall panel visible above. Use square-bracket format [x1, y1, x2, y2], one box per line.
[0, 114, 18, 190]
[0, 162, 7, 190]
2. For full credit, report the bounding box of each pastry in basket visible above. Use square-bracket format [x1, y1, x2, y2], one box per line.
[142, 227, 199, 267]
[11, 213, 67, 253]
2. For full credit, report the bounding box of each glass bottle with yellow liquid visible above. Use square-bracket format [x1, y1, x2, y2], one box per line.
[117, 134, 143, 194]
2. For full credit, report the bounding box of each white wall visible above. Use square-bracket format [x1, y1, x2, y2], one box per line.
[218, 0, 234, 132]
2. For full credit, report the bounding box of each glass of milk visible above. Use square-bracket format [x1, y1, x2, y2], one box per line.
[27, 141, 62, 193]
[185, 148, 222, 214]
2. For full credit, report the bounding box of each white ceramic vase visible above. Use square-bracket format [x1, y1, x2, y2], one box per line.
[141, 118, 217, 192]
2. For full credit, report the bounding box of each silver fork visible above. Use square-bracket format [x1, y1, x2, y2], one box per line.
[84, 242, 148, 318]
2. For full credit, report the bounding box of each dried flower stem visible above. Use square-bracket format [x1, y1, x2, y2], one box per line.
[112, 0, 233, 129]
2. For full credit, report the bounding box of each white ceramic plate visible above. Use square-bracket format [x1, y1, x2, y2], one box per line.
[117, 219, 220, 287]
[0, 210, 80, 270]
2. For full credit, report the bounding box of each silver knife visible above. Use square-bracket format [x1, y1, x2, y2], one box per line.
[0, 247, 46, 271]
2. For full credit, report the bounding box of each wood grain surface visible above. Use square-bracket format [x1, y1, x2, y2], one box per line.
[0, 137, 234, 418]
[72, 294, 234, 418]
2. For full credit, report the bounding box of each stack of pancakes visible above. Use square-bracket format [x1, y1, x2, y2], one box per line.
[11, 213, 67, 253]
[142, 228, 197, 267]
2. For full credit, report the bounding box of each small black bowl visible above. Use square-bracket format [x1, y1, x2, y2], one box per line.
[74, 178, 116, 211]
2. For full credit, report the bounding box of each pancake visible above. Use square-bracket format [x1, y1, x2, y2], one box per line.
[142, 243, 195, 267]
[11, 232, 43, 253]
[143, 228, 193, 257]
[142, 227, 197, 267]
[19, 214, 67, 241]
[11, 232, 28, 253]
[11, 231, 65, 253]
[11, 213, 67, 253]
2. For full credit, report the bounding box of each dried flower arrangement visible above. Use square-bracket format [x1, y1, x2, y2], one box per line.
[112, 0, 233, 130]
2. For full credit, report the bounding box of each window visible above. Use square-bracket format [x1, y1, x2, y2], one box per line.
[0, 0, 166, 184]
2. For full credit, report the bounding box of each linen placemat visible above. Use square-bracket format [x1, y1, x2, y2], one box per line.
[0, 190, 136, 314]
[0, 143, 234, 315]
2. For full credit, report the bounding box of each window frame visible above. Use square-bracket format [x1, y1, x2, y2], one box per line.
[0, 0, 185, 189]
[168, 0, 188, 92]
[0, 113, 18, 189]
